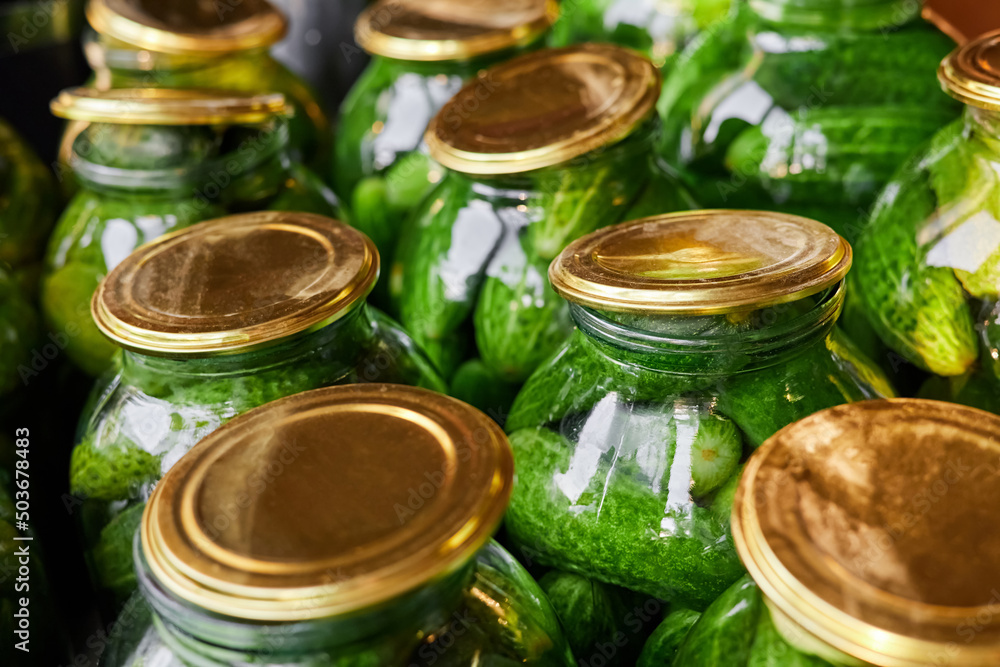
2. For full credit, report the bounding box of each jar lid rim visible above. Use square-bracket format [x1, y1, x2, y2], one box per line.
[549, 210, 851, 315]
[940, 29, 1000, 111]
[51, 87, 293, 125]
[92, 212, 378, 356]
[733, 399, 1000, 665]
[355, 0, 557, 62]
[86, 0, 287, 55]
[425, 44, 660, 175]
[142, 384, 513, 621]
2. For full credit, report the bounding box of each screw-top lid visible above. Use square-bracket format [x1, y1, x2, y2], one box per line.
[92, 212, 378, 357]
[50, 88, 291, 125]
[549, 210, 851, 315]
[425, 43, 660, 175]
[939, 29, 1000, 111]
[355, 0, 557, 62]
[141, 384, 513, 621]
[86, 0, 287, 55]
[733, 399, 1000, 666]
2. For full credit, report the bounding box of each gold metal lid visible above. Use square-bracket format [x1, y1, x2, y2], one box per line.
[425, 43, 660, 175]
[50, 87, 291, 125]
[355, 0, 557, 62]
[549, 210, 851, 315]
[92, 212, 378, 356]
[141, 384, 512, 621]
[86, 0, 287, 55]
[733, 399, 1000, 666]
[939, 29, 1000, 110]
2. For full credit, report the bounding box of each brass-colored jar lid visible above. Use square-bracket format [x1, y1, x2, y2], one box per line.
[355, 0, 557, 62]
[50, 87, 291, 125]
[87, 0, 287, 55]
[549, 210, 851, 315]
[939, 29, 1000, 110]
[733, 399, 1000, 666]
[425, 44, 660, 175]
[92, 212, 378, 356]
[142, 384, 512, 621]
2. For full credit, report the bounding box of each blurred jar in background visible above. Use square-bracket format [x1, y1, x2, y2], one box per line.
[44, 88, 339, 377]
[335, 0, 558, 268]
[392, 44, 694, 414]
[656, 0, 959, 244]
[549, 0, 732, 69]
[61, 0, 330, 172]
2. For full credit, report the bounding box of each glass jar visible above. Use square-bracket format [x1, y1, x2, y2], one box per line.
[101, 384, 574, 666]
[656, 0, 958, 242]
[855, 34, 1000, 410]
[0, 117, 58, 274]
[641, 398, 1000, 666]
[335, 0, 557, 261]
[58, 0, 329, 176]
[0, 266, 37, 398]
[504, 211, 893, 612]
[69, 212, 445, 611]
[43, 88, 339, 377]
[393, 44, 696, 403]
[548, 0, 731, 68]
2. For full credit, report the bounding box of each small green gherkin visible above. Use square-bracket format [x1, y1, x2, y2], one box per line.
[92, 503, 146, 604]
[637, 608, 701, 667]
[854, 120, 990, 378]
[655, 576, 836, 666]
[69, 433, 161, 502]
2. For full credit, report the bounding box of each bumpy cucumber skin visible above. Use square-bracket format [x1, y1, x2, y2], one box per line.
[717, 331, 888, 448]
[854, 120, 981, 377]
[393, 147, 692, 384]
[657, 3, 959, 242]
[663, 577, 837, 666]
[504, 311, 889, 609]
[505, 423, 746, 611]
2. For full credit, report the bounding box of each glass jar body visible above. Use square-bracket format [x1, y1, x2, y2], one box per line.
[391, 132, 695, 392]
[0, 117, 58, 271]
[334, 56, 473, 260]
[855, 109, 1000, 411]
[78, 36, 331, 170]
[639, 576, 863, 666]
[69, 305, 446, 611]
[102, 541, 575, 667]
[503, 298, 891, 610]
[41, 122, 340, 377]
[656, 1, 958, 242]
[548, 0, 731, 68]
